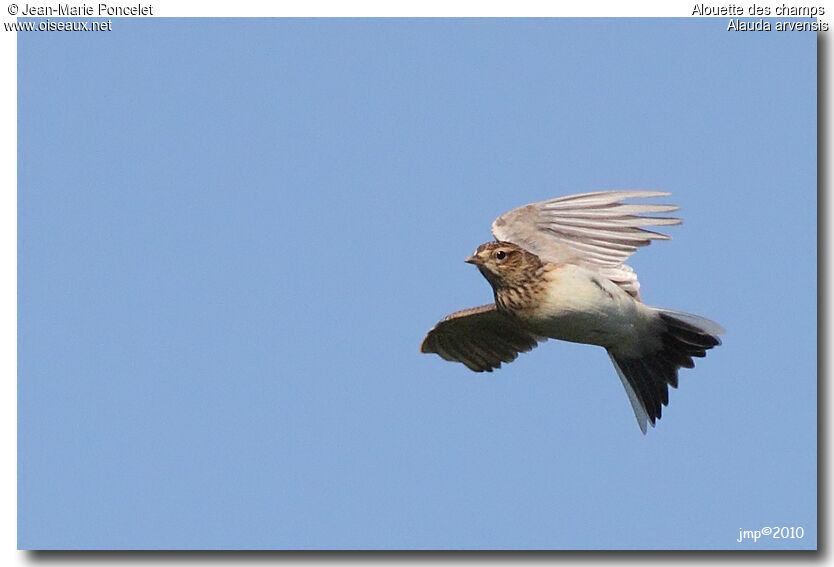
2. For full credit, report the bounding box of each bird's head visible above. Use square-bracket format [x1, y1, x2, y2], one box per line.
[465, 241, 542, 289]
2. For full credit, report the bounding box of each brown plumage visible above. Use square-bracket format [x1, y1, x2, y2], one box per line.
[420, 191, 723, 433]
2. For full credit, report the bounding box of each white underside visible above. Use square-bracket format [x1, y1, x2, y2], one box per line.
[524, 263, 657, 356]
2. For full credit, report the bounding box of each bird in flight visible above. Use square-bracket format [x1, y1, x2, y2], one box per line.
[420, 191, 723, 433]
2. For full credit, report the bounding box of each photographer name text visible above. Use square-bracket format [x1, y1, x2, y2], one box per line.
[19, 3, 152, 16]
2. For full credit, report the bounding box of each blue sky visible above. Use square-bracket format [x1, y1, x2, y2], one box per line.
[18, 18, 816, 549]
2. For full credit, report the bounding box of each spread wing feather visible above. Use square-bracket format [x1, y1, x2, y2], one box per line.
[491, 190, 681, 299]
[420, 304, 544, 372]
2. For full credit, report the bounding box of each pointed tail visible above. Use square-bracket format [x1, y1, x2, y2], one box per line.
[608, 309, 724, 434]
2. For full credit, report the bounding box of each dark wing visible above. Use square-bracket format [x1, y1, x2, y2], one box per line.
[420, 304, 544, 372]
[491, 191, 680, 299]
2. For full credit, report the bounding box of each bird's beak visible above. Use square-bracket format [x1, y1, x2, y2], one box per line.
[465, 255, 481, 265]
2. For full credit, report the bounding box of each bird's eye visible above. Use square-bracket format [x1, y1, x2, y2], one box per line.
[495, 250, 507, 260]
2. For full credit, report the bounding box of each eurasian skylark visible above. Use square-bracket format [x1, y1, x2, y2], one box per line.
[420, 191, 723, 433]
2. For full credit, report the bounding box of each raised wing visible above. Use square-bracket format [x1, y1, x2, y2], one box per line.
[420, 304, 544, 372]
[491, 190, 681, 299]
